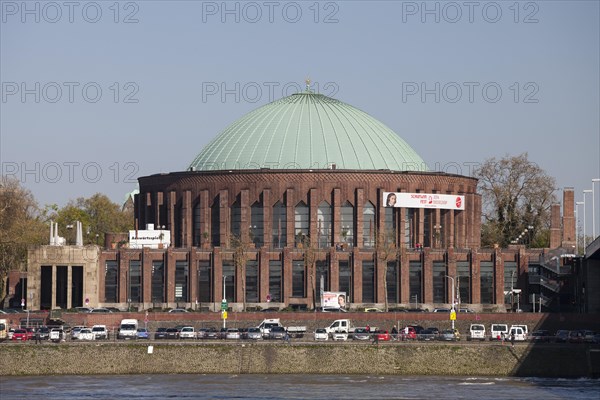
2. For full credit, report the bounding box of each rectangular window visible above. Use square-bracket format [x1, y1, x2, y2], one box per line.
[457, 261, 471, 304]
[384, 207, 396, 245]
[423, 209, 431, 248]
[198, 260, 212, 303]
[316, 258, 329, 293]
[104, 261, 118, 303]
[151, 261, 165, 303]
[71, 266, 83, 308]
[250, 204, 264, 248]
[269, 260, 282, 302]
[222, 260, 235, 301]
[292, 260, 305, 297]
[433, 261, 446, 303]
[175, 261, 189, 302]
[480, 261, 494, 304]
[405, 209, 415, 247]
[362, 260, 375, 303]
[193, 202, 201, 246]
[409, 260, 422, 303]
[386, 261, 398, 303]
[246, 260, 258, 303]
[129, 260, 142, 303]
[339, 260, 351, 302]
[272, 203, 287, 248]
[504, 261, 517, 308]
[211, 199, 220, 246]
[56, 266, 67, 309]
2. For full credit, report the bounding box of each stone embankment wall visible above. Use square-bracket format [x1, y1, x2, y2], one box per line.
[1, 343, 596, 377]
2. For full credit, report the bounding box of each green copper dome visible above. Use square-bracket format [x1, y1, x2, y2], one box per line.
[189, 92, 427, 171]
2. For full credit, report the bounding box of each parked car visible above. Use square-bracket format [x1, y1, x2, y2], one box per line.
[568, 330, 585, 343]
[78, 328, 95, 341]
[89, 308, 112, 313]
[433, 308, 451, 313]
[268, 326, 287, 340]
[246, 327, 262, 340]
[418, 329, 437, 341]
[165, 328, 179, 340]
[555, 330, 570, 343]
[582, 330, 596, 343]
[364, 308, 383, 313]
[50, 328, 64, 342]
[332, 331, 348, 341]
[204, 327, 219, 340]
[439, 329, 459, 341]
[226, 328, 241, 340]
[12, 329, 28, 341]
[530, 330, 551, 342]
[70, 326, 86, 340]
[154, 327, 168, 340]
[314, 328, 328, 341]
[218, 327, 228, 340]
[37, 326, 50, 340]
[168, 308, 189, 313]
[75, 307, 93, 313]
[136, 328, 150, 339]
[179, 326, 196, 339]
[469, 324, 486, 341]
[91, 325, 109, 340]
[374, 330, 391, 341]
[352, 327, 371, 341]
[401, 326, 417, 340]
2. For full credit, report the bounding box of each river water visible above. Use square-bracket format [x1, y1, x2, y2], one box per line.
[1, 374, 599, 399]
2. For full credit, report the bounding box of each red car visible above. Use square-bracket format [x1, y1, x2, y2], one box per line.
[12, 329, 28, 341]
[374, 330, 391, 341]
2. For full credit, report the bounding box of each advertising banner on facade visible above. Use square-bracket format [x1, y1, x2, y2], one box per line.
[322, 291, 346, 310]
[383, 192, 465, 210]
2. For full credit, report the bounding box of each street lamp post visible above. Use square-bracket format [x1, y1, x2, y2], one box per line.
[445, 275, 455, 330]
[576, 201, 584, 254]
[592, 178, 600, 239]
[222, 275, 227, 329]
[575, 201, 585, 254]
[583, 190, 592, 248]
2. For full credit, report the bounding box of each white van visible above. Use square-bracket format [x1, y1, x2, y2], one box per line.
[512, 324, 528, 339]
[509, 326, 527, 341]
[118, 319, 139, 340]
[469, 324, 486, 341]
[490, 324, 508, 341]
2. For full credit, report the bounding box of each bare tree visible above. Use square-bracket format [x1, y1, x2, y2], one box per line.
[230, 234, 249, 312]
[302, 235, 318, 310]
[475, 153, 556, 247]
[375, 228, 397, 312]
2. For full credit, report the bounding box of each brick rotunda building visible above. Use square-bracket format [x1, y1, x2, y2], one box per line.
[25, 88, 576, 313]
[123, 88, 486, 311]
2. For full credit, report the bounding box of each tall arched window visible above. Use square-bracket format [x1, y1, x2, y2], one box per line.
[193, 201, 201, 246]
[294, 201, 309, 245]
[318, 201, 332, 248]
[230, 198, 241, 239]
[341, 201, 354, 247]
[250, 201, 264, 248]
[272, 201, 287, 248]
[363, 202, 376, 248]
[211, 197, 220, 246]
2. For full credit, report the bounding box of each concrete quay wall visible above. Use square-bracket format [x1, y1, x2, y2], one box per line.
[1, 343, 597, 378]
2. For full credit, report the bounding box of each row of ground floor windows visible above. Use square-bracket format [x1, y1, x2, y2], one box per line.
[104, 259, 512, 305]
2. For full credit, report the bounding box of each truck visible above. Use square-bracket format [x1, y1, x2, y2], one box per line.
[256, 318, 306, 339]
[117, 319, 139, 340]
[324, 319, 378, 337]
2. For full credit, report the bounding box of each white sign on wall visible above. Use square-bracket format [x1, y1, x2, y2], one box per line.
[383, 192, 465, 210]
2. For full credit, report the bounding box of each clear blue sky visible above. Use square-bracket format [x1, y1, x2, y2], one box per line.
[1, 1, 599, 233]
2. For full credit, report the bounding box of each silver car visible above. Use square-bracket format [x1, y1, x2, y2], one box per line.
[246, 327, 262, 340]
[226, 328, 241, 340]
